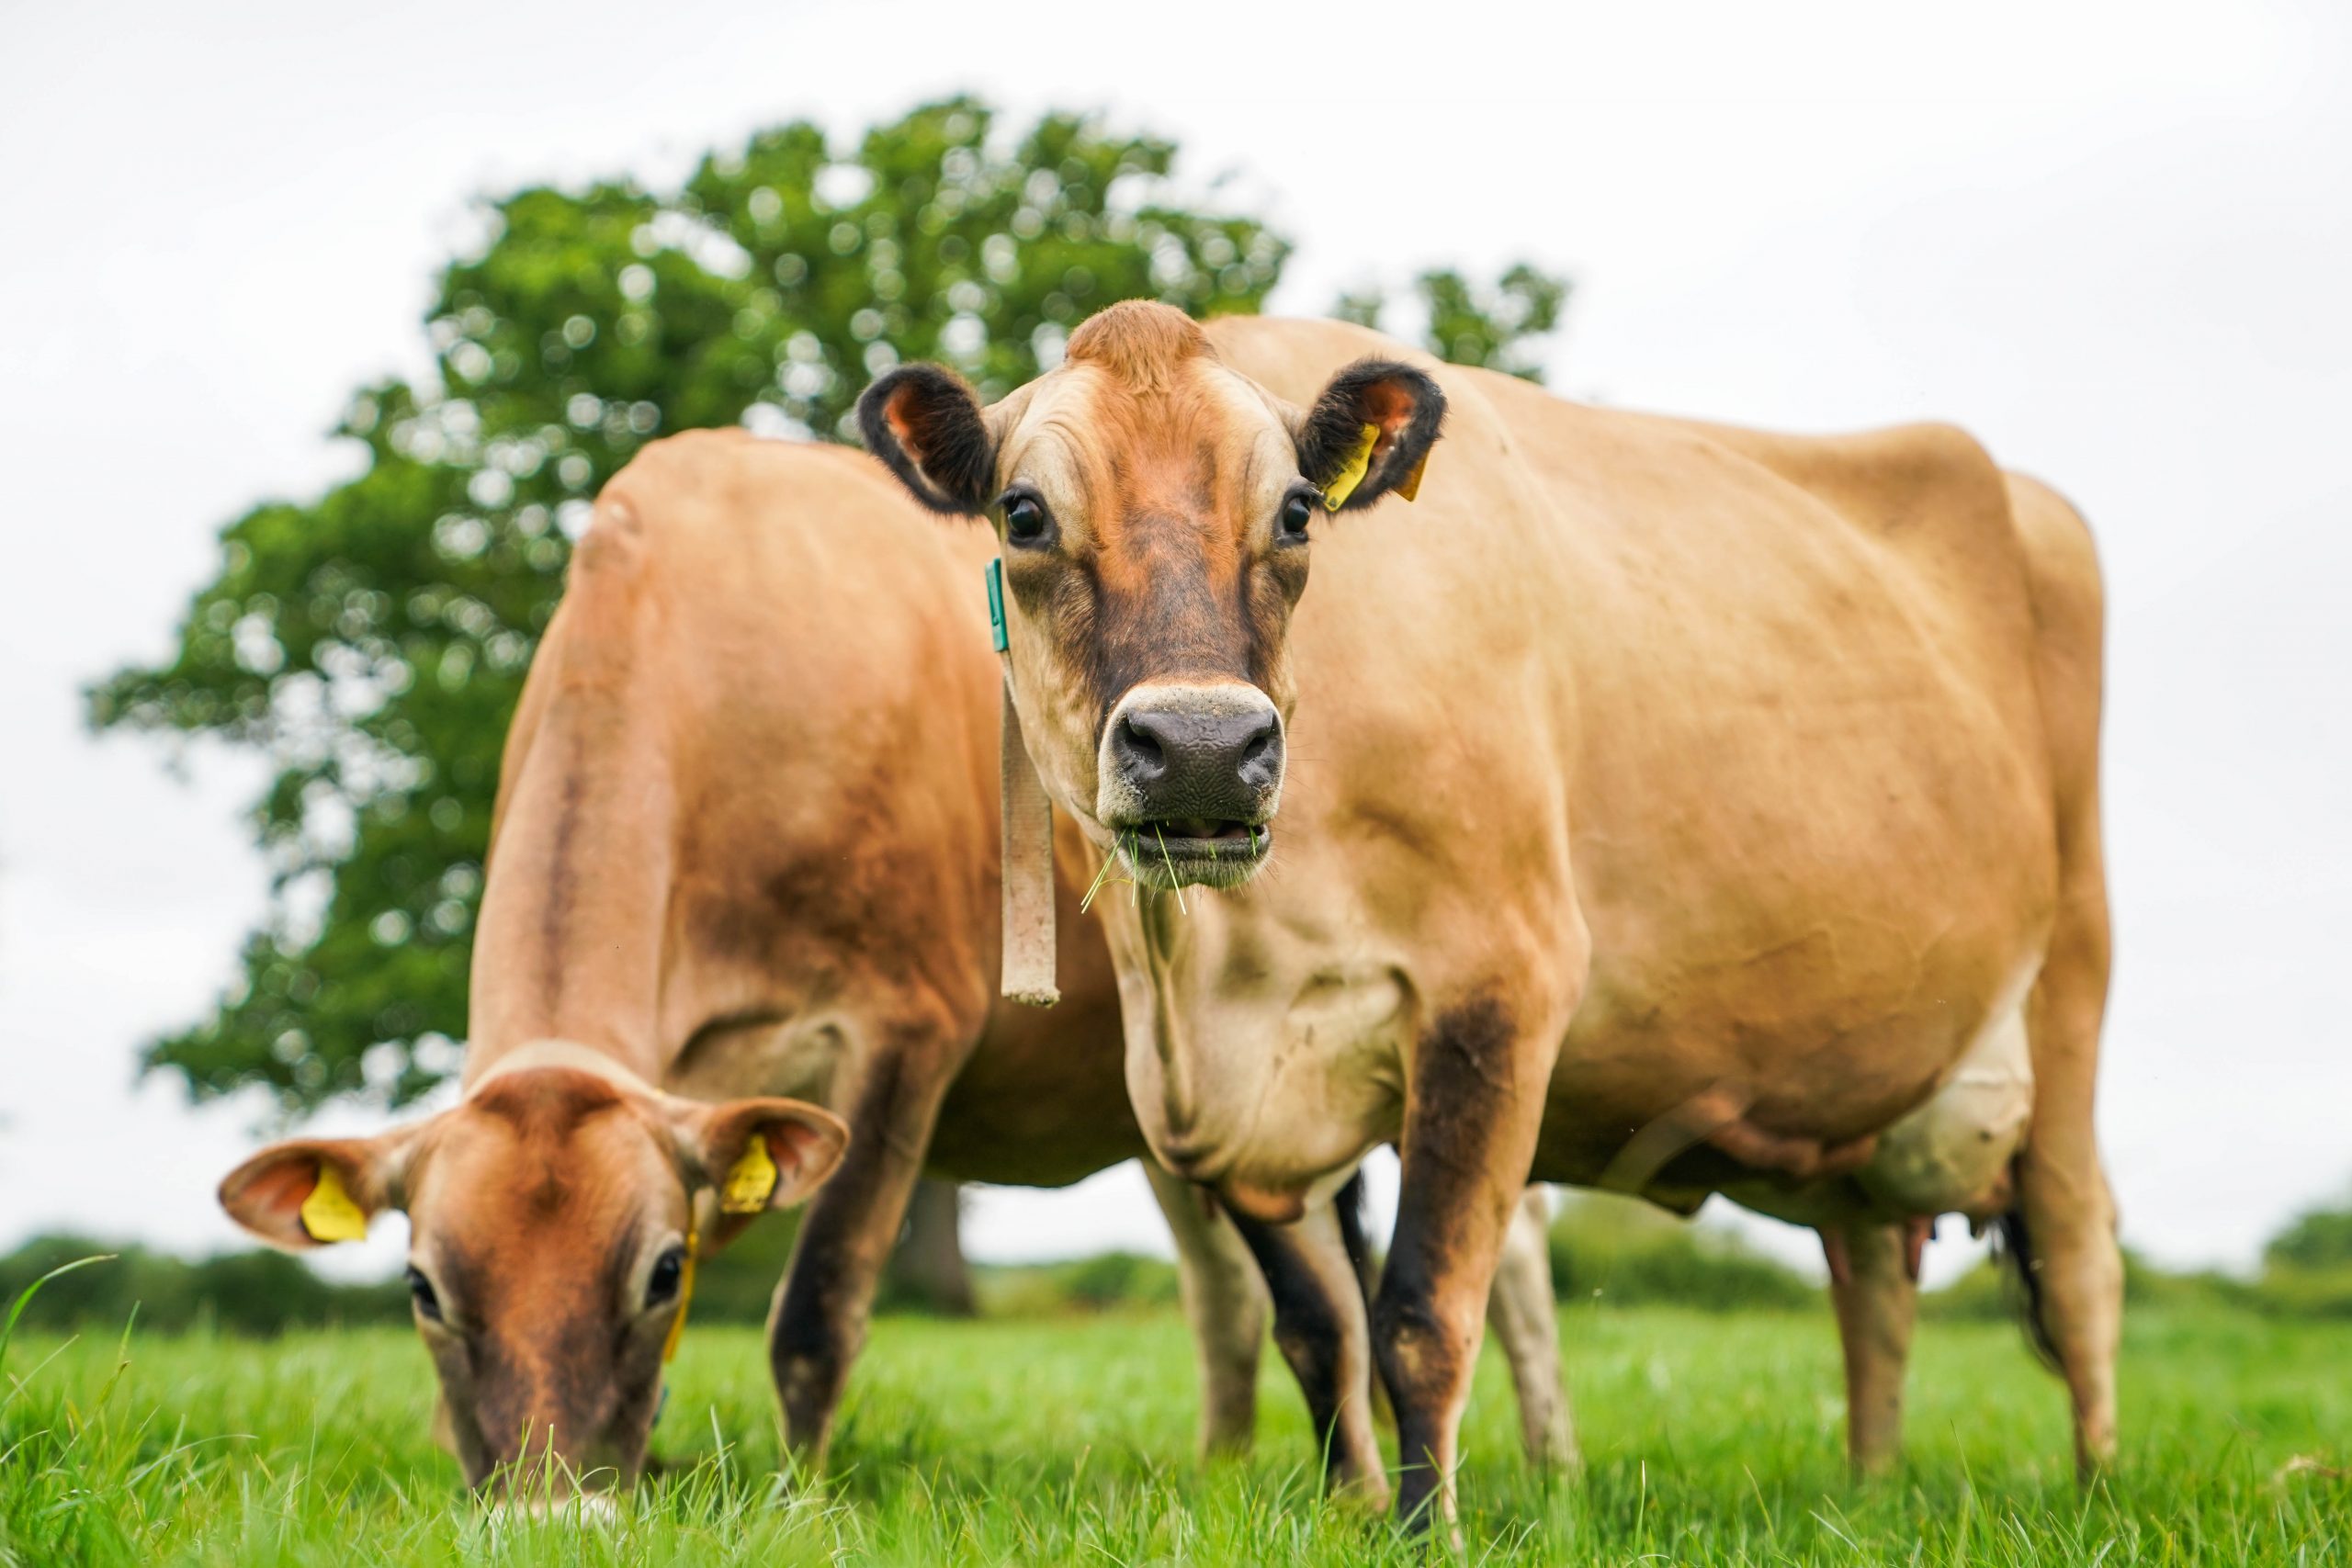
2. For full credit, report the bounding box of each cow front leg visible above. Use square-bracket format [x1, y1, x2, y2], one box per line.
[1821, 1220, 1919, 1473]
[1144, 1156, 1269, 1460]
[1223, 1187, 1389, 1506]
[1377, 995, 1555, 1535]
[767, 1038, 953, 1468]
[1486, 1185, 1579, 1471]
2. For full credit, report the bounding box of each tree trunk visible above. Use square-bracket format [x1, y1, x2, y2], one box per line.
[887, 1179, 977, 1316]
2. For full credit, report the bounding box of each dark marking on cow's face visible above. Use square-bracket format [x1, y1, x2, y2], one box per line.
[855, 301, 1447, 892]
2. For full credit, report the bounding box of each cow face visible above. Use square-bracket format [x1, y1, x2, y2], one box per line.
[219, 1062, 844, 1494]
[860, 301, 1443, 890]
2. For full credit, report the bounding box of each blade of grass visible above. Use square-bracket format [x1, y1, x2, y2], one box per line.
[1, 1254, 115, 1370]
[1154, 826, 1188, 915]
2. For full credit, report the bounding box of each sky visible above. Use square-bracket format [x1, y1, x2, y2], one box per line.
[1, 0, 2346, 1289]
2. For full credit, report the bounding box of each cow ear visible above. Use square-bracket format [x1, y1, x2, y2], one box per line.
[1294, 358, 1447, 513]
[220, 1130, 418, 1251]
[858, 364, 996, 516]
[666, 1097, 849, 1217]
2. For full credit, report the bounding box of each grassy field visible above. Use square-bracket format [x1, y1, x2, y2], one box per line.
[3, 1301, 2346, 1565]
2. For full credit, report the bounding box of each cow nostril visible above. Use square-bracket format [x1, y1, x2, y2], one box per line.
[1240, 725, 1279, 771]
[1116, 714, 1168, 777]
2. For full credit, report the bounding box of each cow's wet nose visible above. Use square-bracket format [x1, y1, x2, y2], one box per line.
[1109, 703, 1283, 818]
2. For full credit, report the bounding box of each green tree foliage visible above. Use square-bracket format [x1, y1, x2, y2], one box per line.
[92, 95, 1568, 1116]
[1334, 262, 1570, 383]
[2264, 1192, 2352, 1272]
[88, 98, 1287, 1112]
[0, 1235, 409, 1337]
[1546, 1192, 1816, 1312]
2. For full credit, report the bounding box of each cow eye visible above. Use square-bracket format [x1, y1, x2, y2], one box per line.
[1277, 492, 1314, 543]
[645, 1246, 686, 1309]
[405, 1265, 443, 1323]
[1001, 491, 1049, 546]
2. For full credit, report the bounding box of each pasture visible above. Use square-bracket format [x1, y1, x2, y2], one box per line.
[4, 1301, 2343, 1565]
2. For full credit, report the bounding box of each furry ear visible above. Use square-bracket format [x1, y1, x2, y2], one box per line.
[857, 364, 997, 515]
[1295, 358, 1447, 513]
[219, 1129, 421, 1250]
[666, 1097, 849, 1215]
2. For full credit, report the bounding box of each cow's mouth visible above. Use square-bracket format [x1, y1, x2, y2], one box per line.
[1116, 818, 1272, 889]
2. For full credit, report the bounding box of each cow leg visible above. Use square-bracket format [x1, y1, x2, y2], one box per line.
[1224, 1189, 1390, 1506]
[1486, 1185, 1578, 1471]
[1376, 996, 1555, 1535]
[1143, 1156, 1268, 1460]
[2006, 471, 2121, 1477]
[1821, 1221, 1918, 1473]
[766, 1035, 953, 1468]
[2016, 879, 2122, 1476]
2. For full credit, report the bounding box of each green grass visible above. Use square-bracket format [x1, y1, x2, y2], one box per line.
[4, 1303, 2346, 1564]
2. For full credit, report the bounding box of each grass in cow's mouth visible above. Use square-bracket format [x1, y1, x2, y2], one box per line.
[1079, 831, 1141, 914]
[1153, 826, 1189, 914]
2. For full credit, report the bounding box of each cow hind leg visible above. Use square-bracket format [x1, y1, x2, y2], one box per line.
[1486, 1186, 1578, 1471]
[2003, 470, 2122, 1477]
[1224, 1185, 1390, 1507]
[1821, 1222, 1919, 1474]
[1144, 1157, 1268, 1460]
[2010, 930, 2122, 1475]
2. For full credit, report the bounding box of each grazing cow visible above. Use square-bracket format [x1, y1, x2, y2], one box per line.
[859, 302, 2120, 1529]
[217, 431, 1568, 1495]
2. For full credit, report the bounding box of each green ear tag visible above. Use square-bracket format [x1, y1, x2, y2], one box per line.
[985, 558, 1008, 653]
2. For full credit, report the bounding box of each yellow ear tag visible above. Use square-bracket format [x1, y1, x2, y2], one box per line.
[662, 1227, 699, 1363]
[1322, 423, 1381, 511]
[719, 1134, 779, 1215]
[1394, 445, 1431, 503]
[299, 1164, 369, 1244]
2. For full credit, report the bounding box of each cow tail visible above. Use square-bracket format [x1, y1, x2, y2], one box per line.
[1993, 1201, 2064, 1373]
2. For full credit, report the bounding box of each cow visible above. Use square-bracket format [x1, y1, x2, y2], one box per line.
[215, 430, 1570, 1497]
[858, 301, 2120, 1530]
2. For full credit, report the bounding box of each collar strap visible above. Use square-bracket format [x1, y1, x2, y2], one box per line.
[993, 561, 1059, 1008]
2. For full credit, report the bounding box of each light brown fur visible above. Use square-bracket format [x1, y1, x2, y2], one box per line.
[220, 430, 1570, 1495]
[871, 303, 2120, 1525]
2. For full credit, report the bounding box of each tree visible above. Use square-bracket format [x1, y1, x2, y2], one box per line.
[1333, 262, 1570, 383]
[93, 96, 1568, 1121]
[2267, 1191, 2352, 1273]
[89, 98, 1287, 1111]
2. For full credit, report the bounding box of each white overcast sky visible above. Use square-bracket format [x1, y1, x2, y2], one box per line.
[2, 0, 2346, 1286]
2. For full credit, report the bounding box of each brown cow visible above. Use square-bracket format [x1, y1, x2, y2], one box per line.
[859, 303, 2120, 1529]
[216, 431, 1569, 1495]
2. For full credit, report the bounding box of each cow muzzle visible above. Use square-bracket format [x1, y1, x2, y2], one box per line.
[1096, 682, 1283, 887]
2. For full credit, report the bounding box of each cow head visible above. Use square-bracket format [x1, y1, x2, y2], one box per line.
[218, 1055, 844, 1494]
[859, 300, 1443, 889]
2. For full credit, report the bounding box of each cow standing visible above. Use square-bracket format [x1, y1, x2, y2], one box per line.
[217, 431, 1568, 1495]
[860, 302, 2120, 1529]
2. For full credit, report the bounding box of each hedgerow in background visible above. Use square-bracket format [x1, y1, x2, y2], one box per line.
[90, 95, 1567, 1118]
